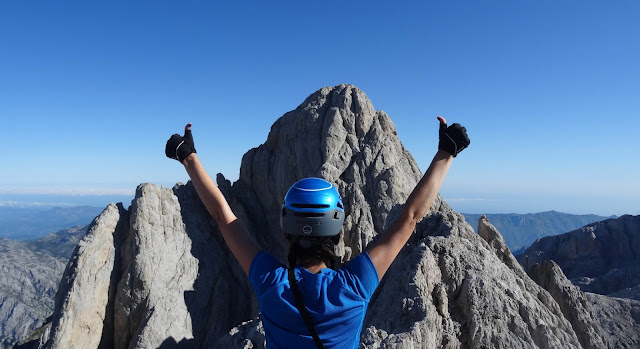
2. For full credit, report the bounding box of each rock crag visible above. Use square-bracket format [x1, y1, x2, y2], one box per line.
[19, 85, 634, 348]
[0, 226, 87, 349]
[462, 211, 612, 252]
[526, 259, 640, 348]
[518, 214, 640, 300]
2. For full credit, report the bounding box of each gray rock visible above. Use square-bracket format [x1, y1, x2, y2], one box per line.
[361, 217, 581, 348]
[477, 215, 526, 277]
[0, 226, 87, 349]
[23, 84, 626, 348]
[239, 85, 423, 264]
[518, 214, 640, 298]
[585, 293, 640, 348]
[527, 260, 606, 349]
[42, 203, 128, 349]
[514, 211, 640, 348]
[113, 185, 199, 349]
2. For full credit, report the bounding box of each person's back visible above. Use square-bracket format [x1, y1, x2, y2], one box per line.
[250, 250, 379, 348]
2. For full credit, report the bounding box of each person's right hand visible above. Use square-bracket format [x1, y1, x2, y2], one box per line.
[437, 116, 470, 157]
[165, 123, 197, 162]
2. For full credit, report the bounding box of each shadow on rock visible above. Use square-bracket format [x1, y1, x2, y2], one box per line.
[174, 182, 258, 348]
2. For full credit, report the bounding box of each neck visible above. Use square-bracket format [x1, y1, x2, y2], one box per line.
[299, 260, 327, 274]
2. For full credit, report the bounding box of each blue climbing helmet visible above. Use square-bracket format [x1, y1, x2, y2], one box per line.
[280, 177, 345, 238]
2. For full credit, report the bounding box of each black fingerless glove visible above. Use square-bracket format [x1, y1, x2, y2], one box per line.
[165, 128, 196, 162]
[439, 122, 470, 157]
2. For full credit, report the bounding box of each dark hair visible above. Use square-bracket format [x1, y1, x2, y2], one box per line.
[287, 235, 341, 270]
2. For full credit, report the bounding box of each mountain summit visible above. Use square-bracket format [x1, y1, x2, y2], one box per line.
[19, 85, 630, 348]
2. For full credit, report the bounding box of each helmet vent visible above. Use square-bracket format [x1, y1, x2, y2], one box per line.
[291, 203, 330, 209]
[294, 212, 325, 217]
[337, 202, 343, 209]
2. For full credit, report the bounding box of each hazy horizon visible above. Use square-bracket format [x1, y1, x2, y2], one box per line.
[0, 192, 631, 217]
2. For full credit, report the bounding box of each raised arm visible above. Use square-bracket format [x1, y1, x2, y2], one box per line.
[367, 117, 470, 280]
[166, 124, 261, 275]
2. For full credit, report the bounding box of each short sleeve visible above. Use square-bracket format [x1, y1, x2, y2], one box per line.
[249, 250, 285, 297]
[338, 252, 380, 300]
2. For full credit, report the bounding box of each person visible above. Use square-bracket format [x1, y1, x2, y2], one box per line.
[165, 116, 470, 349]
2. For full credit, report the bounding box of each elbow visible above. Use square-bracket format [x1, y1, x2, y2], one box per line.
[404, 203, 424, 222]
[210, 206, 236, 226]
[205, 205, 224, 224]
[211, 211, 223, 224]
[399, 207, 421, 228]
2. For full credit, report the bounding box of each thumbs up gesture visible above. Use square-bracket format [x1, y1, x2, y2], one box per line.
[165, 123, 197, 162]
[437, 116, 470, 157]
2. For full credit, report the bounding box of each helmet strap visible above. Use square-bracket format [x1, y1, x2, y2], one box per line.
[287, 250, 325, 348]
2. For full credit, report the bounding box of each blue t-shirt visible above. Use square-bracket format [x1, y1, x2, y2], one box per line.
[249, 250, 379, 349]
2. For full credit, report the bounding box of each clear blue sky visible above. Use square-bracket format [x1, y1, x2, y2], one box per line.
[1, 1, 638, 216]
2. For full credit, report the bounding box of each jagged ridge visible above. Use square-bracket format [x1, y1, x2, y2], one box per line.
[19, 85, 625, 348]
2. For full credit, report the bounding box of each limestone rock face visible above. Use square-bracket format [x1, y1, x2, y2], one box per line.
[43, 203, 128, 349]
[113, 185, 199, 348]
[526, 258, 640, 348]
[519, 214, 640, 299]
[0, 226, 87, 349]
[0, 239, 65, 349]
[585, 293, 640, 348]
[477, 215, 526, 277]
[527, 260, 606, 349]
[239, 85, 424, 263]
[24, 85, 623, 348]
[359, 213, 580, 349]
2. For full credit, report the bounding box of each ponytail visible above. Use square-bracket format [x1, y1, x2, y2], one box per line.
[287, 235, 340, 270]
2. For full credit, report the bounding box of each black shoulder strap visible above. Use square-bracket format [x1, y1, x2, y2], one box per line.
[288, 267, 325, 349]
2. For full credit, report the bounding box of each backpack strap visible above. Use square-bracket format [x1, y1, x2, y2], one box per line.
[288, 267, 325, 349]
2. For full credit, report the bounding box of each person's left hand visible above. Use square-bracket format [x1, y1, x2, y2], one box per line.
[165, 123, 196, 162]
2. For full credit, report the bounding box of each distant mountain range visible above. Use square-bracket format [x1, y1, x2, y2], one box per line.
[0, 205, 101, 348]
[0, 225, 88, 349]
[462, 211, 614, 253]
[0, 206, 103, 240]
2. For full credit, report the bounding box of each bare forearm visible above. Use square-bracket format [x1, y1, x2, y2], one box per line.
[182, 154, 234, 223]
[368, 150, 453, 279]
[181, 153, 260, 274]
[404, 150, 453, 223]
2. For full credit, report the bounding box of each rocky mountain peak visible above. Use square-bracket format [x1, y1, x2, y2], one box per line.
[19, 85, 634, 348]
[239, 84, 422, 262]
